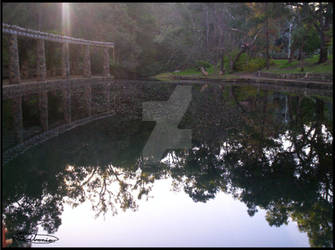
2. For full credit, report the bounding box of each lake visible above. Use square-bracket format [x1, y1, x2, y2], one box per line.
[2, 81, 333, 247]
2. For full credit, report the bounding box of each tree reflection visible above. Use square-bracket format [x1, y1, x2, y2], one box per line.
[63, 163, 157, 217]
[2, 84, 333, 247]
[168, 85, 333, 247]
[2, 117, 160, 246]
[2, 156, 64, 247]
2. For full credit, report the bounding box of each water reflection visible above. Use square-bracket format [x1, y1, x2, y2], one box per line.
[2, 83, 333, 247]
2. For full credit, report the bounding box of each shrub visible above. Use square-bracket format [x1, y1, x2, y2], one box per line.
[196, 60, 211, 70]
[243, 57, 266, 72]
[235, 53, 249, 71]
[270, 59, 276, 66]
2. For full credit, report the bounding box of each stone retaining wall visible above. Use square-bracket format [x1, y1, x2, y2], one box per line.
[256, 71, 333, 82]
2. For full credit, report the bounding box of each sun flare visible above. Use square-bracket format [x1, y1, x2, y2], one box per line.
[62, 3, 71, 35]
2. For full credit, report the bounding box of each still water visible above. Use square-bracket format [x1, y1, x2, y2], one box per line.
[2, 82, 333, 247]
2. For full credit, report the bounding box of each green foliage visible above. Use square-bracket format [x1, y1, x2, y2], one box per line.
[234, 53, 249, 71]
[222, 55, 232, 72]
[303, 28, 321, 55]
[292, 25, 320, 56]
[234, 54, 267, 73]
[206, 64, 217, 74]
[196, 60, 211, 70]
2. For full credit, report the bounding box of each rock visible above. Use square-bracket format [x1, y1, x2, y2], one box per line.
[200, 67, 208, 76]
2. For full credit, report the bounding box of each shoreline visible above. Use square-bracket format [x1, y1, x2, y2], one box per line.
[155, 73, 333, 90]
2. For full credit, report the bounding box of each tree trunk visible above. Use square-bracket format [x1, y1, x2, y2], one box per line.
[318, 43, 328, 64]
[206, 4, 209, 51]
[317, 27, 328, 63]
[227, 55, 231, 72]
[316, 3, 331, 64]
[219, 24, 225, 74]
[214, 7, 218, 62]
[288, 46, 294, 63]
[232, 48, 246, 71]
[220, 49, 224, 74]
[265, 3, 270, 70]
[288, 21, 293, 59]
[200, 67, 208, 76]
[297, 45, 302, 61]
[300, 39, 304, 72]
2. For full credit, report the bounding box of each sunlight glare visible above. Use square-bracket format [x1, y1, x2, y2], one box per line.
[62, 3, 71, 35]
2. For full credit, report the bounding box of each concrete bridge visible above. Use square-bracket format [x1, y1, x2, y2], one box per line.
[3, 23, 114, 82]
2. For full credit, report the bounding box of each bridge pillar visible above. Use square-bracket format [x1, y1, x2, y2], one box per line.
[103, 47, 111, 77]
[84, 86, 92, 116]
[62, 42, 70, 79]
[62, 86, 71, 124]
[83, 45, 91, 77]
[39, 90, 48, 131]
[36, 39, 47, 81]
[9, 33, 21, 84]
[12, 96, 23, 143]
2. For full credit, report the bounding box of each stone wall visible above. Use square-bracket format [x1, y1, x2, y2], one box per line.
[256, 71, 333, 82]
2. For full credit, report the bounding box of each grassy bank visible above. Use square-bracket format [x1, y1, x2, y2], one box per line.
[263, 55, 333, 74]
[153, 64, 236, 81]
[153, 55, 333, 81]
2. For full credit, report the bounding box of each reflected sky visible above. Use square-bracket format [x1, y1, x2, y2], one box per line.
[34, 179, 309, 247]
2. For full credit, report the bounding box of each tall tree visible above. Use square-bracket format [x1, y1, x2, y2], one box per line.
[308, 3, 333, 63]
[290, 2, 333, 64]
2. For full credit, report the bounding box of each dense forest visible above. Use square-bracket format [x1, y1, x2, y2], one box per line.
[2, 3, 333, 77]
